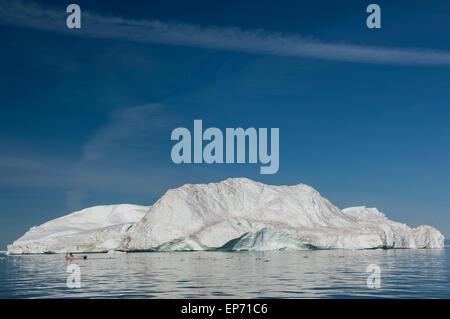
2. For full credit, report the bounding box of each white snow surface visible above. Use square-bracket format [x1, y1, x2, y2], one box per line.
[8, 178, 444, 254]
[122, 178, 444, 251]
[7, 204, 149, 254]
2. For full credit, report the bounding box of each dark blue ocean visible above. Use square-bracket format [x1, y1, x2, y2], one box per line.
[1, 244, 449, 298]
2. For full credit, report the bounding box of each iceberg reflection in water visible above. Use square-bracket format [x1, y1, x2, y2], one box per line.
[0, 248, 448, 298]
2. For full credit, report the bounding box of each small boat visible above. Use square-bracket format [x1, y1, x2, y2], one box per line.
[65, 253, 87, 260]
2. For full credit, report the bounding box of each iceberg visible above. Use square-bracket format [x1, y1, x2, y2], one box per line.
[7, 204, 149, 254]
[7, 178, 444, 254]
[123, 178, 444, 251]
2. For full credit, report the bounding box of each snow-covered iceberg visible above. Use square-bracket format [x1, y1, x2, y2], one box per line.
[7, 204, 148, 254]
[122, 178, 444, 251]
[7, 178, 444, 254]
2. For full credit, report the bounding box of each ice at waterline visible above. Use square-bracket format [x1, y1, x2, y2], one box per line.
[7, 178, 444, 254]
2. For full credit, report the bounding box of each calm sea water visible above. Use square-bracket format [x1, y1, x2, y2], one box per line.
[0, 247, 449, 298]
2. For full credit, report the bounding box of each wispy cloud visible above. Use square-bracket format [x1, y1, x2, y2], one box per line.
[0, 152, 178, 196]
[65, 103, 166, 209]
[0, 103, 174, 210]
[0, 156, 49, 171]
[80, 104, 164, 165]
[1, 0, 450, 65]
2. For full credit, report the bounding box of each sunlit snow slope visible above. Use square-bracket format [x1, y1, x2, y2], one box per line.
[7, 204, 148, 254]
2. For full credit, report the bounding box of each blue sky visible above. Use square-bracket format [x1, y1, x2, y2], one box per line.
[0, 0, 449, 249]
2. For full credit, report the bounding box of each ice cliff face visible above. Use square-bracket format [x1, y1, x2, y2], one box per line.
[7, 178, 445, 254]
[7, 204, 148, 254]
